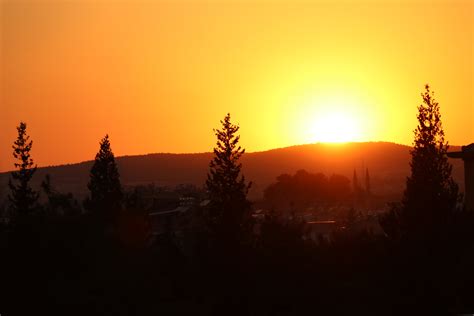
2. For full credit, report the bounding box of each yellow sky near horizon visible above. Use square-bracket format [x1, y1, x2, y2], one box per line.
[1, 0, 473, 171]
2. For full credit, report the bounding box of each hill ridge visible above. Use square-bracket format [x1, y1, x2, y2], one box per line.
[0, 142, 464, 201]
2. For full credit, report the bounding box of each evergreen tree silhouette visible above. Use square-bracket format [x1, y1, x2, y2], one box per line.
[206, 113, 251, 242]
[365, 168, 371, 194]
[381, 85, 458, 240]
[352, 169, 360, 193]
[8, 122, 38, 218]
[84, 134, 123, 223]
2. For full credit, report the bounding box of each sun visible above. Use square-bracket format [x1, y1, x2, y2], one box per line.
[291, 92, 368, 145]
[312, 111, 362, 143]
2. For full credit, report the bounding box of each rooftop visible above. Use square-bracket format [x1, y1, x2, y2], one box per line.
[447, 143, 474, 159]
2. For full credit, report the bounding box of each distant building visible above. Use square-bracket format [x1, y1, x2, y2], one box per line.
[448, 143, 474, 210]
[149, 196, 207, 235]
[146, 199, 205, 257]
[149, 206, 192, 236]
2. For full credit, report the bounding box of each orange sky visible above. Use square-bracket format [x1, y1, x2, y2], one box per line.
[1, 0, 473, 172]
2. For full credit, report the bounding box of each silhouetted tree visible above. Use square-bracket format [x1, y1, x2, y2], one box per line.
[264, 170, 351, 211]
[352, 169, 360, 193]
[41, 175, 81, 216]
[328, 173, 351, 202]
[84, 134, 123, 223]
[380, 85, 458, 240]
[206, 113, 251, 242]
[8, 122, 39, 218]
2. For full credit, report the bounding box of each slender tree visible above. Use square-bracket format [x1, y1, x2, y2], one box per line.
[380, 85, 458, 240]
[206, 113, 251, 241]
[8, 122, 38, 218]
[352, 169, 360, 193]
[84, 134, 123, 223]
[365, 168, 371, 194]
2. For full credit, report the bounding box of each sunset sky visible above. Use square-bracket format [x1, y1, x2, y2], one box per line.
[1, 0, 473, 172]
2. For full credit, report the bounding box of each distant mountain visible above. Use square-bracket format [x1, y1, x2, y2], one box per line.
[0, 142, 464, 201]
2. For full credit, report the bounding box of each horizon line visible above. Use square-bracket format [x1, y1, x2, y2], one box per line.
[1, 140, 466, 174]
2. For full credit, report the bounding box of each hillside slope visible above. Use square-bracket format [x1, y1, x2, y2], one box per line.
[0, 142, 464, 201]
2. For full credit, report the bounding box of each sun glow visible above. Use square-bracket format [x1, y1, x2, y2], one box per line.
[312, 111, 362, 143]
[293, 93, 367, 144]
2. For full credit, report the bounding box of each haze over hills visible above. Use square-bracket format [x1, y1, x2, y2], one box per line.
[0, 142, 464, 201]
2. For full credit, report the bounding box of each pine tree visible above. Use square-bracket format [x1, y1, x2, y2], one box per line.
[85, 134, 123, 223]
[365, 168, 371, 194]
[8, 122, 39, 218]
[352, 169, 360, 193]
[206, 113, 251, 241]
[381, 85, 458, 240]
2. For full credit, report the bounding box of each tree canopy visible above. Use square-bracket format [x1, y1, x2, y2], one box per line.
[381, 85, 459, 240]
[206, 113, 251, 241]
[8, 122, 38, 218]
[264, 170, 351, 211]
[84, 134, 123, 223]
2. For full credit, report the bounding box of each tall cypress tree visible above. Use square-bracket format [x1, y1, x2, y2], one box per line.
[404, 85, 458, 225]
[365, 168, 371, 194]
[8, 122, 38, 218]
[381, 85, 458, 240]
[206, 113, 251, 241]
[352, 169, 360, 193]
[85, 134, 123, 223]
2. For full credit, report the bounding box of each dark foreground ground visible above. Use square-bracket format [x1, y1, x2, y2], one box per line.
[1, 213, 474, 316]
